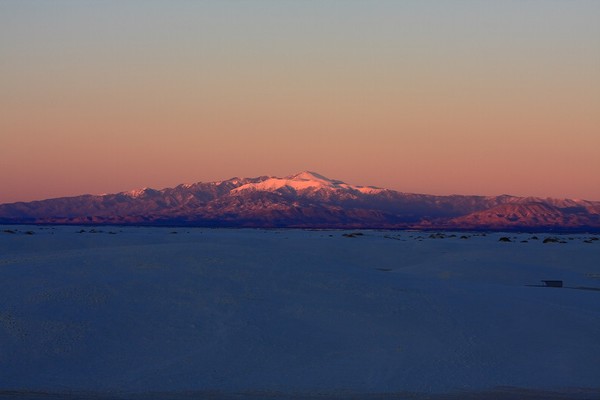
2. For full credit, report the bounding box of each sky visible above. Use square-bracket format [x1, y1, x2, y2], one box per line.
[1, 0, 599, 203]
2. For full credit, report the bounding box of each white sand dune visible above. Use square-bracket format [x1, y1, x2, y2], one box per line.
[0, 227, 599, 399]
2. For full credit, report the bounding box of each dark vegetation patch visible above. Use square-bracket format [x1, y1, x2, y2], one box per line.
[342, 232, 364, 238]
[429, 233, 446, 239]
[543, 237, 567, 244]
[384, 235, 402, 241]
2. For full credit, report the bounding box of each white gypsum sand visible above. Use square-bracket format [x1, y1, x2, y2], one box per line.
[0, 226, 599, 398]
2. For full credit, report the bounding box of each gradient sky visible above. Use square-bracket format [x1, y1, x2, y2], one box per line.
[1, 0, 599, 203]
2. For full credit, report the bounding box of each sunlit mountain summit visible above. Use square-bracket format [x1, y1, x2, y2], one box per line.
[231, 171, 385, 195]
[1, 171, 599, 231]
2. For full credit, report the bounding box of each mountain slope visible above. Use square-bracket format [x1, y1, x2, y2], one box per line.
[1, 171, 599, 231]
[445, 202, 600, 230]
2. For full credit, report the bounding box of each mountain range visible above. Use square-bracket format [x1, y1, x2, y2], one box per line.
[1, 171, 599, 231]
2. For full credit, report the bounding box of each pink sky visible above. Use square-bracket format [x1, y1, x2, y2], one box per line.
[1, 1, 599, 203]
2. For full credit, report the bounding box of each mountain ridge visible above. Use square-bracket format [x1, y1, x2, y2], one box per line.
[1, 171, 599, 232]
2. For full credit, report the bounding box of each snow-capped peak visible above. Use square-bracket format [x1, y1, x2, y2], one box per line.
[230, 171, 384, 195]
[124, 187, 158, 198]
[286, 171, 337, 184]
[125, 188, 148, 198]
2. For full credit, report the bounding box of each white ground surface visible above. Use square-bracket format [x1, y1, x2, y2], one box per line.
[0, 226, 599, 399]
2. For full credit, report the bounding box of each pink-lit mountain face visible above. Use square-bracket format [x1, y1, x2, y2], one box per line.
[1, 172, 599, 231]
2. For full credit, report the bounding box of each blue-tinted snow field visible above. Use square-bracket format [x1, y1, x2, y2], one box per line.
[1, 226, 599, 399]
